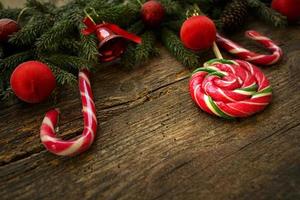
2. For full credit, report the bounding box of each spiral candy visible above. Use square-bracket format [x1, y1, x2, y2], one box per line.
[189, 59, 272, 118]
[216, 30, 283, 66]
[40, 70, 97, 156]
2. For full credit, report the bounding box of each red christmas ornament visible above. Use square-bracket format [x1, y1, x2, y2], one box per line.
[10, 61, 56, 103]
[141, 0, 165, 27]
[271, 0, 300, 21]
[82, 17, 142, 62]
[0, 18, 19, 42]
[180, 16, 217, 51]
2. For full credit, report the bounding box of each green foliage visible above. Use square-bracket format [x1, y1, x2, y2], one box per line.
[78, 23, 99, 64]
[45, 63, 77, 86]
[121, 31, 158, 68]
[9, 15, 53, 46]
[90, 3, 140, 27]
[0, 8, 21, 20]
[128, 20, 145, 35]
[161, 28, 199, 68]
[0, 51, 33, 76]
[247, 0, 288, 27]
[41, 54, 94, 71]
[36, 18, 77, 51]
[160, 0, 182, 16]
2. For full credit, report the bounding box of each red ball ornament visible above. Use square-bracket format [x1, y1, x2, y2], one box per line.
[0, 18, 19, 42]
[180, 16, 217, 51]
[271, 0, 300, 21]
[10, 61, 56, 103]
[141, 0, 165, 27]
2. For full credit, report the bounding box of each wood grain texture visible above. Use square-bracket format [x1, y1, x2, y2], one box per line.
[0, 21, 300, 200]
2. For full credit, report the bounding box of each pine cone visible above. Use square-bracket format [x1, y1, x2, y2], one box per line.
[220, 0, 248, 32]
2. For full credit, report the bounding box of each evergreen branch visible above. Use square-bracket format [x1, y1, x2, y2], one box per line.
[128, 20, 145, 35]
[160, 0, 182, 15]
[42, 54, 94, 71]
[0, 8, 21, 20]
[164, 19, 184, 32]
[60, 38, 81, 55]
[247, 0, 287, 27]
[121, 31, 157, 68]
[0, 51, 32, 75]
[92, 3, 140, 27]
[36, 18, 77, 51]
[46, 63, 77, 86]
[79, 33, 99, 64]
[121, 44, 136, 68]
[161, 28, 199, 68]
[77, 22, 98, 64]
[25, 0, 55, 14]
[135, 31, 158, 64]
[9, 15, 53, 46]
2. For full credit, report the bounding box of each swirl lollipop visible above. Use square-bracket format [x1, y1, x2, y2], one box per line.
[189, 43, 272, 119]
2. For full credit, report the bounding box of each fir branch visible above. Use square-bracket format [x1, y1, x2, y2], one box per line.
[0, 51, 32, 75]
[135, 31, 158, 64]
[92, 3, 140, 27]
[79, 33, 98, 64]
[25, 0, 55, 14]
[165, 19, 184, 32]
[77, 22, 98, 64]
[46, 63, 77, 86]
[121, 44, 136, 68]
[128, 20, 145, 35]
[161, 28, 199, 68]
[247, 0, 287, 27]
[0, 8, 21, 20]
[9, 15, 53, 46]
[121, 31, 157, 68]
[42, 54, 94, 71]
[160, 0, 182, 16]
[60, 38, 81, 55]
[36, 18, 77, 51]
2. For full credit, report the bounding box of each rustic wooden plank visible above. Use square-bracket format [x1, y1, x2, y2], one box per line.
[0, 21, 300, 200]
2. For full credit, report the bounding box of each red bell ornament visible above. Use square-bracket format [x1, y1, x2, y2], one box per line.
[82, 17, 142, 62]
[95, 26, 127, 62]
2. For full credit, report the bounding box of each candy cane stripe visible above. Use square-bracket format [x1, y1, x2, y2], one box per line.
[189, 59, 272, 118]
[40, 70, 97, 156]
[216, 30, 283, 66]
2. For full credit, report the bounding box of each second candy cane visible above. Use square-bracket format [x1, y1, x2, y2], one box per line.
[40, 70, 97, 156]
[216, 30, 283, 66]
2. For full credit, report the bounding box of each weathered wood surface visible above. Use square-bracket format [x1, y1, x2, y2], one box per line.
[0, 20, 300, 200]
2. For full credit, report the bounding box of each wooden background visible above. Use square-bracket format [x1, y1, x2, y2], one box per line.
[1, 1, 300, 200]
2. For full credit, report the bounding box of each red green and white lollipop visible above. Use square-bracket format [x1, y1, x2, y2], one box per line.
[189, 58, 272, 119]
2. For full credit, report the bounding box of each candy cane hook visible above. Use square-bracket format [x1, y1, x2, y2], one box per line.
[216, 30, 283, 66]
[40, 70, 97, 156]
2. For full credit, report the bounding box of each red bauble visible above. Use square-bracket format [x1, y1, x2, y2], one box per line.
[0, 18, 19, 42]
[271, 0, 300, 21]
[180, 16, 216, 51]
[141, 0, 165, 27]
[10, 61, 56, 103]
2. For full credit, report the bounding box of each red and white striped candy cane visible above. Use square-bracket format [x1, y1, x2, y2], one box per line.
[216, 30, 283, 66]
[40, 70, 97, 156]
[189, 58, 272, 119]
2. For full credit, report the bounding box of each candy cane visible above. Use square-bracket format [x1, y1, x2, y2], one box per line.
[216, 30, 283, 66]
[40, 70, 97, 156]
[189, 59, 272, 118]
